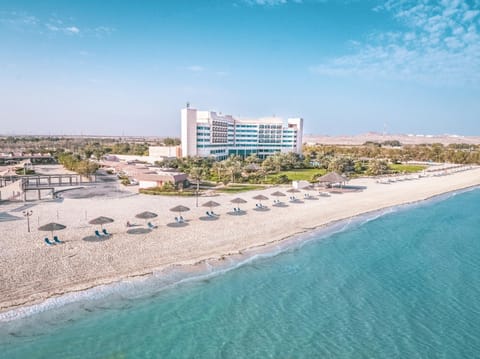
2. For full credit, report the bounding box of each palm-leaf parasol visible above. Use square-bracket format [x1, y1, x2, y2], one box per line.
[135, 211, 158, 219]
[170, 205, 190, 215]
[89, 216, 114, 229]
[286, 188, 300, 193]
[252, 194, 269, 201]
[231, 197, 247, 211]
[230, 198, 247, 204]
[202, 200, 220, 212]
[38, 222, 66, 237]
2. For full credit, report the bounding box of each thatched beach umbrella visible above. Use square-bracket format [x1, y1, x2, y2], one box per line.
[253, 194, 268, 205]
[202, 200, 220, 212]
[231, 197, 247, 211]
[271, 191, 286, 204]
[89, 216, 114, 229]
[286, 188, 300, 193]
[317, 172, 348, 187]
[170, 205, 190, 216]
[286, 188, 300, 201]
[301, 185, 317, 199]
[231, 197, 247, 204]
[135, 211, 158, 219]
[38, 222, 66, 238]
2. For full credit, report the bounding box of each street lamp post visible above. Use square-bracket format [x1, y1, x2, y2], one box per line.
[23, 210, 33, 233]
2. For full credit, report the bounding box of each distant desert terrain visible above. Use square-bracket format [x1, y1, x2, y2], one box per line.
[304, 133, 480, 146]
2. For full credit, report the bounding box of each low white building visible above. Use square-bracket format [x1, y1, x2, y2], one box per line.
[135, 172, 187, 189]
[103, 145, 180, 165]
[148, 146, 181, 159]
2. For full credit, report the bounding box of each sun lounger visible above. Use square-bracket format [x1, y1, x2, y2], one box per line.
[102, 229, 110, 236]
[53, 236, 63, 244]
[44, 237, 55, 246]
[175, 216, 185, 223]
[147, 222, 157, 229]
[95, 230, 103, 238]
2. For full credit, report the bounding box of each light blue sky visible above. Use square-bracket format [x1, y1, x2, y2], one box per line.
[1, 0, 479, 136]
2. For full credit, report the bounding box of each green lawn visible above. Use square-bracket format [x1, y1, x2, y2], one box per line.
[389, 164, 427, 173]
[215, 184, 265, 193]
[139, 188, 195, 196]
[267, 168, 326, 182]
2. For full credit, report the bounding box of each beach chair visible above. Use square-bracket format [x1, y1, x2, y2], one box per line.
[147, 222, 157, 229]
[53, 236, 63, 244]
[95, 230, 103, 238]
[44, 237, 55, 246]
[102, 229, 110, 236]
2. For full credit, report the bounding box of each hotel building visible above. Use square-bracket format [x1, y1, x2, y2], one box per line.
[181, 107, 303, 160]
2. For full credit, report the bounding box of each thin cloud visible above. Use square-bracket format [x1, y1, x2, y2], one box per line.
[45, 22, 80, 35]
[0, 11, 38, 28]
[65, 26, 80, 34]
[186, 65, 205, 72]
[91, 26, 115, 37]
[0, 11, 113, 38]
[311, 0, 480, 86]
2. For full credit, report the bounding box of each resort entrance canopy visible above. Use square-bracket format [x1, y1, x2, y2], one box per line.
[317, 172, 348, 187]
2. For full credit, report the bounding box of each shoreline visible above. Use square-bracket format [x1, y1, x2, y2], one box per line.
[1, 169, 480, 321]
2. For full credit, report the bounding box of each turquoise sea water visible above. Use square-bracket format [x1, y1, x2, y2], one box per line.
[1, 188, 480, 358]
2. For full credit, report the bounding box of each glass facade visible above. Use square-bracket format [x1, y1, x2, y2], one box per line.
[194, 119, 299, 160]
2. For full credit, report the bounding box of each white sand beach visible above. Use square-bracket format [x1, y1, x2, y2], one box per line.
[1, 168, 479, 315]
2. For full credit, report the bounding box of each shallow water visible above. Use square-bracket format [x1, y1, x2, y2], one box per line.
[1, 189, 480, 358]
